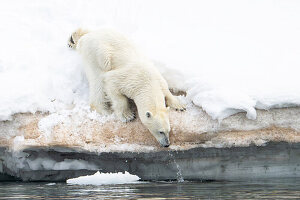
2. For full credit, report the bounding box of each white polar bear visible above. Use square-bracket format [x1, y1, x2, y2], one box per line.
[68, 28, 186, 147]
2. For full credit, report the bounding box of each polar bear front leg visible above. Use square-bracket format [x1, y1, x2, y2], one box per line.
[89, 80, 112, 115]
[110, 93, 135, 122]
[114, 95, 135, 122]
[105, 82, 135, 122]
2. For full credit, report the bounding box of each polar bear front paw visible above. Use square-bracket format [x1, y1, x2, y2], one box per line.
[118, 109, 135, 122]
[90, 103, 112, 115]
[166, 97, 186, 112]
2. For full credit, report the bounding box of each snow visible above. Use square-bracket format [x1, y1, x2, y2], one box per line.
[67, 171, 140, 185]
[37, 102, 116, 140]
[1, 0, 300, 122]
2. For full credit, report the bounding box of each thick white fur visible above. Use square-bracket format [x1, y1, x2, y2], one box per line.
[74, 29, 185, 146]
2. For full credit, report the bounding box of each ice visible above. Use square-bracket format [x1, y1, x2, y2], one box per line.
[1, 0, 300, 123]
[52, 159, 98, 171]
[46, 183, 56, 186]
[67, 171, 140, 185]
[3, 152, 98, 172]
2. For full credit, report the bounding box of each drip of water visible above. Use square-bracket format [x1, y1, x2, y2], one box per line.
[168, 151, 184, 182]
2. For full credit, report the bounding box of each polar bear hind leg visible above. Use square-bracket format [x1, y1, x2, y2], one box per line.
[159, 78, 186, 111]
[165, 91, 186, 111]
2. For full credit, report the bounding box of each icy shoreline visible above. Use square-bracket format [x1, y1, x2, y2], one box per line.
[1, 106, 300, 152]
[1, 106, 300, 181]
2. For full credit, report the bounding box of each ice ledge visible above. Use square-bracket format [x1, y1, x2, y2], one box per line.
[0, 106, 300, 181]
[0, 142, 300, 181]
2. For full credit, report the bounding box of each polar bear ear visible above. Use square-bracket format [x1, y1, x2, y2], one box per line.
[146, 111, 152, 118]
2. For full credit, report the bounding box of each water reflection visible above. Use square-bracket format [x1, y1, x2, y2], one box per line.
[0, 179, 299, 199]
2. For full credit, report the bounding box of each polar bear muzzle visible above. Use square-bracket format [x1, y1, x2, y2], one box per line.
[151, 130, 170, 147]
[161, 135, 170, 147]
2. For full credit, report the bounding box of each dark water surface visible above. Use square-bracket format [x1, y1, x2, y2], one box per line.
[0, 179, 299, 199]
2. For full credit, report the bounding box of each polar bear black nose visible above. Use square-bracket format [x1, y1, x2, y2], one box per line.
[163, 137, 170, 147]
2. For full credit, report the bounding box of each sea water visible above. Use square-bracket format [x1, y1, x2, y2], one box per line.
[0, 179, 299, 199]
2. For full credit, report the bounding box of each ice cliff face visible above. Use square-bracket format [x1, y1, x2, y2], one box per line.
[1, 142, 300, 181]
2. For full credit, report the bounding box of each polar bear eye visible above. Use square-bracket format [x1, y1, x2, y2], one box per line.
[159, 131, 165, 135]
[146, 112, 151, 118]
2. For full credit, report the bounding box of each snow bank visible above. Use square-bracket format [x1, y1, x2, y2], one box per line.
[67, 171, 140, 185]
[1, 0, 300, 123]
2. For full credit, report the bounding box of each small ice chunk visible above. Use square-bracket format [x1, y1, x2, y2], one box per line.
[67, 171, 140, 185]
[46, 183, 56, 186]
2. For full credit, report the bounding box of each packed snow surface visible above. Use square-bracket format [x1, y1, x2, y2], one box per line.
[1, 0, 300, 121]
[67, 171, 140, 185]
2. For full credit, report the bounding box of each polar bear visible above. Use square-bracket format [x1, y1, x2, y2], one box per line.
[68, 28, 186, 147]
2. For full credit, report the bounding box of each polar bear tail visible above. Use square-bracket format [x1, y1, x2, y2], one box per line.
[68, 28, 89, 49]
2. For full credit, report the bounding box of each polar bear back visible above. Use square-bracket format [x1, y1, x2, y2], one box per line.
[77, 29, 144, 73]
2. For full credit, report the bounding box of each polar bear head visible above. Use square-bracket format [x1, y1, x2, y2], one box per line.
[140, 108, 171, 147]
[68, 28, 89, 49]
